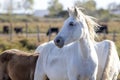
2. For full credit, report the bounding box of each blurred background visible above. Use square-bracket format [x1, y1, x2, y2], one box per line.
[0, 0, 119, 56]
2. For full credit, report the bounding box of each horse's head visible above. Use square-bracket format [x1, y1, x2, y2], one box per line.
[54, 7, 97, 48]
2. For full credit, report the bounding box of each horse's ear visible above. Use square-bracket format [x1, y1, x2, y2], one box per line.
[67, 7, 72, 16]
[67, 7, 78, 18]
[74, 7, 78, 17]
[0, 52, 13, 63]
[68, 7, 70, 12]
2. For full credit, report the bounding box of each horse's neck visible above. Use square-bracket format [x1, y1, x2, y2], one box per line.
[79, 37, 95, 59]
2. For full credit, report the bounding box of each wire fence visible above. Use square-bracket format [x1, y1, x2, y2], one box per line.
[0, 22, 120, 42]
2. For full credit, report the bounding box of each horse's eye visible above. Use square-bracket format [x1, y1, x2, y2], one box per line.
[69, 22, 74, 26]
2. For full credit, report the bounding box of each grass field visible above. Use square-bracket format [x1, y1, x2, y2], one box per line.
[0, 20, 119, 53]
[0, 20, 120, 33]
[0, 20, 120, 79]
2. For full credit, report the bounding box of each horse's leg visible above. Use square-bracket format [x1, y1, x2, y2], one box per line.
[68, 77, 79, 80]
[89, 73, 97, 80]
[68, 74, 80, 80]
[112, 72, 118, 80]
[68, 75, 89, 80]
[34, 62, 47, 80]
[34, 56, 46, 80]
[34, 70, 47, 80]
[89, 76, 96, 80]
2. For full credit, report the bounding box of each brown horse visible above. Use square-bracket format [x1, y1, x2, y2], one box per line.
[0, 49, 48, 80]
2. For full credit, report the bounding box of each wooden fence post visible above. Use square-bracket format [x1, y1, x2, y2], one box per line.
[25, 22, 28, 38]
[113, 31, 116, 42]
[103, 30, 107, 40]
[36, 25, 40, 42]
[9, 23, 12, 41]
[48, 25, 51, 41]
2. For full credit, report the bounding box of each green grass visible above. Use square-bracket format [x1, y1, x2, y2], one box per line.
[0, 36, 38, 53]
[0, 34, 56, 53]
[107, 21, 120, 33]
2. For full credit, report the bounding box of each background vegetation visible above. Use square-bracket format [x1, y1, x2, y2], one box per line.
[0, 0, 119, 55]
[0, 20, 119, 55]
[0, 0, 120, 79]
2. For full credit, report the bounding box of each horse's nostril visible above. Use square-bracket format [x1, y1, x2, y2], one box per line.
[56, 39, 61, 43]
[54, 36, 64, 48]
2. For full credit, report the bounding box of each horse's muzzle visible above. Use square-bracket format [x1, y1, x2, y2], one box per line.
[54, 36, 64, 48]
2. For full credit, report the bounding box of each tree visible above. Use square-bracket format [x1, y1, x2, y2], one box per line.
[108, 2, 117, 10]
[48, 0, 63, 16]
[74, 0, 83, 8]
[0, 2, 1, 9]
[74, 0, 96, 11]
[117, 4, 120, 9]
[2, 0, 34, 11]
[74, 0, 96, 17]
[83, 0, 96, 11]
[23, 0, 34, 10]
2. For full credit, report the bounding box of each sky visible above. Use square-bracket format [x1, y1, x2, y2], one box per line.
[0, 0, 120, 10]
[33, 0, 120, 10]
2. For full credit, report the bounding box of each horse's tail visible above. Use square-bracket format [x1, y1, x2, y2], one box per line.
[101, 40, 119, 80]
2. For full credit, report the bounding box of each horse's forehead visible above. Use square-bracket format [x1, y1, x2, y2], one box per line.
[67, 16, 74, 20]
[65, 16, 76, 23]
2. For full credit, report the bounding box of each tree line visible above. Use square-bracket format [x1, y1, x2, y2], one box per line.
[47, 0, 120, 21]
[0, 0, 120, 21]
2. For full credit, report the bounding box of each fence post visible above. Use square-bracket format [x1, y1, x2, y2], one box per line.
[103, 30, 107, 40]
[36, 25, 40, 42]
[113, 31, 116, 42]
[48, 25, 51, 41]
[25, 22, 28, 38]
[9, 23, 12, 41]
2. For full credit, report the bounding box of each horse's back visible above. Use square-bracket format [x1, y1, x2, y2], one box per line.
[95, 40, 120, 80]
[105, 40, 120, 79]
[35, 41, 56, 55]
[0, 49, 38, 80]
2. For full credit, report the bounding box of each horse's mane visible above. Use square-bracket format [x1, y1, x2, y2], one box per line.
[84, 14, 98, 41]
[68, 7, 99, 41]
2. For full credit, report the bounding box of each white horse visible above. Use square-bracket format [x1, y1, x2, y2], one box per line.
[95, 40, 120, 80]
[34, 7, 98, 80]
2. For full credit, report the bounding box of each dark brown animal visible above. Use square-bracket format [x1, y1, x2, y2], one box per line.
[3, 25, 9, 34]
[0, 49, 48, 80]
